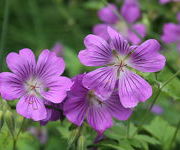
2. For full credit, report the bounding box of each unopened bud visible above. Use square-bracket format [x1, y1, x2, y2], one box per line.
[68, 127, 80, 149]
[5, 110, 15, 136]
[77, 135, 85, 150]
[0, 111, 4, 131]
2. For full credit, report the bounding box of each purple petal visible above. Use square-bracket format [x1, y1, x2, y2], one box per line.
[51, 42, 64, 57]
[87, 105, 113, 134]
[129, 39, 166, 72]
[36, 49, 65, 79]
[93, 24, 110, 41]
[105, 91, 132, 120]
[78, 35, 112, 66]
[16, 95, 47, 121]
[64, 97, 88, 126]
[161, 23, 180, 43]
[82, 67, 117, 100]
[121, 0, 141, 23]
[119, 70, 152, 108]
[177, 12, 180, 23]
[159, 0, 171, 4]
[128, 24, 146, 44]
[41, 76, 72, 103]
[177, 43, 180, 52]
[98, 4, 118, 24]
[69, 74, 88, 97]
[0, 72, 24, 100]
[151, 105, 164, 115]
[107, 26, 131, 55]
[6, 48, 36, 78]
[40, 101, 63, 125]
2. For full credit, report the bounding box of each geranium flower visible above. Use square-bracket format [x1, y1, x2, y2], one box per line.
[93, 0, 146, 44]
[161, 14, 180, 52]
[159, 0, 180, 4]
[78, 27, 166, 108]
[0, 49, 72, 121]
[51, 42, 64, 57]
[64, 74, 132, 134]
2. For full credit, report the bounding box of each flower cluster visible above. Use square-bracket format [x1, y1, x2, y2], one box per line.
[93, 0, 146, 44]
[0, 49, 72, 121]
[0, 0, 169, 134]
[0, 26, 166, 133]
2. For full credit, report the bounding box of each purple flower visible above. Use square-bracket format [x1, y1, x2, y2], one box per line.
[64, 74, 132, 134]
[159, 0, 171, 4]
[0, 48, 72, 121]
[177, 12, 180, 23]
[161, 23, 180, 51]
[78, 27, 166, 108]
[28, 127, 48, 144]
[159, 0, 180, 4]
[93, 1, 146, 44]
[151, 105, 164, 115]
[51, 42, 64, 57]
[121, 0, 140, 23]
[40, 101, 63, 125]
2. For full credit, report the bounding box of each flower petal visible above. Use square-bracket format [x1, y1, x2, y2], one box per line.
[0, 72, 24, 100]
[161, 23, 180, 43]
[40, 101, 63, 125]
[6, 48, 36, 78]
[41, 76, 73, 103]
[121, 0, 140, 23]
[107, 26, 131, 55]
[98, 4, 118, 24]
[93, 24, 109, 41]
[82, 67, 117, 100]
[36, 50, 65, 79]
[105, 91, 132, 120]
[87, 105, 113, 134]
[78, 35, 112, 66]
[119, 70, 152, 108]
[69, 74, 88, 97]
[64, 97, 88, 126]
[128, 24, 146, 45]
[16, 95, 47, 121]
[129, 39, 166, 72]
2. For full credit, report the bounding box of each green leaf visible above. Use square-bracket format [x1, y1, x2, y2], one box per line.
[134, 135, 160, 145]
[144, 117, 176, 150]
[157, 67, 180, 100]
[64, 46, 81, 77]
[104, 123, 127, 141]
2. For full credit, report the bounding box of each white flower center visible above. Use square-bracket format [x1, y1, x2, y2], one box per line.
[112, 50, 128, 72]
[24, 77, 44, 96]
[87, 91, 104, 106]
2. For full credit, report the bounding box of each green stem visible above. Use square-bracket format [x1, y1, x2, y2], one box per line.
[13, 139, 17, 150]
[169, 119, 180, 150]
[0, 0, 10, 71]
[12, 117, 25, 150]
[16, 117, 25, 139]
[126, 120, 130, 138]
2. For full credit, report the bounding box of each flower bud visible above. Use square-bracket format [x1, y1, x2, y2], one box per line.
[77, 135, 85, 150]
[5, 110, 15, 136]
[68, 127, 80, 149]
[0, 111, 4, 131]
